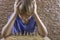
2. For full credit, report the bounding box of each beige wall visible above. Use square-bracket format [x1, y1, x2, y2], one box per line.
[0, 0, 60, 40]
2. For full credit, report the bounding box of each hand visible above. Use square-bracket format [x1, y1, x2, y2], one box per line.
[14, 0, 22, 13]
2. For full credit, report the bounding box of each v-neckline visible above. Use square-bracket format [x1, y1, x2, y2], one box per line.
[18, 14, 32, 24]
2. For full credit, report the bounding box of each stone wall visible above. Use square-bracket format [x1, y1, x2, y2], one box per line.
[0, 0, 60, 40]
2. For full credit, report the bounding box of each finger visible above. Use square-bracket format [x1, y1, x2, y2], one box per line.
[15, 0, 19, 4]
[17, 0, 21, 4]
[17, 1, 22, 7]
[14, 0, 20, 7]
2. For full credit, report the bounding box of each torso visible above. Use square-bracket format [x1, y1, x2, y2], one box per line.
[12, 14, 37, 35]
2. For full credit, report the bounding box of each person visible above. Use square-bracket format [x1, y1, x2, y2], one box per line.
[1, 0, 48, 39]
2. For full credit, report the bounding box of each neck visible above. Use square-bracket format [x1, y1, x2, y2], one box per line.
[18, 13, 32, 24]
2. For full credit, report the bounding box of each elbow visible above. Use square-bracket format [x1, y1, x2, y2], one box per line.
[44, 31, 48, 37]
[42, 24, 48, 37]
[1, 32, 8, 38]
[1, 28, 7, 38]
[1, 30, 5, 38]
[43, 29, 48, 37]
[45, 28, 48, 36]
[41, 32, 48, 38]
[38, 30, 48, 37]
[45, 27, 48, 37]
[40, 28, 48, 37]
[1, 29, 4, 37]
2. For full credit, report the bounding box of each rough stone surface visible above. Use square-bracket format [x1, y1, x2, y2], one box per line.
[0, 0, 60, 40]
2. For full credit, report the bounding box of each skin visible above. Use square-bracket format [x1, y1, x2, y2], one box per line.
[1, 0, 48, 38]
[1, 0, 19, 38]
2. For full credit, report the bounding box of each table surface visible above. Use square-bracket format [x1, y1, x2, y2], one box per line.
[5, 35, 43, 40]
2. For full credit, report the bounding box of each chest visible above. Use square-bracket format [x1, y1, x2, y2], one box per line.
[19, 13, 33, 24]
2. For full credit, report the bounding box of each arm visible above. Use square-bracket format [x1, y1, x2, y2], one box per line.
[1, 0, 20, 37]
[33, 0, 48, 37]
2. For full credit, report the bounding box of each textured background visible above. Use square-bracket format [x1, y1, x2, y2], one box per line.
[0, 0, 60, 40]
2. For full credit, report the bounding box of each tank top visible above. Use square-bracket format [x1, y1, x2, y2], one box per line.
[10, 15, 37, 35]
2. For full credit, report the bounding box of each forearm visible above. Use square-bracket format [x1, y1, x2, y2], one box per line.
[33, 13, 48, 37]
[33, 0, 48, 37]
[1, 12, 17, 37]
[1, 0, 20, 37]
